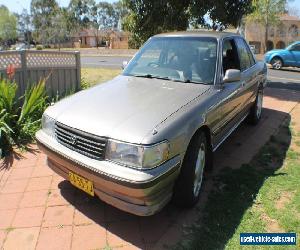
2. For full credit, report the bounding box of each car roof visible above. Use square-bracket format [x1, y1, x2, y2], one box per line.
[289, 41, 300, 46]
[153, 30, 240, 39]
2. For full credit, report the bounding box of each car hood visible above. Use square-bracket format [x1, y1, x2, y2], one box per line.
[46, 75, 211, 144]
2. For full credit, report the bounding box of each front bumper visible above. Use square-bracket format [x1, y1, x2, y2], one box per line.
[264, 54, 272, 64]
[36, 130, 181, 216]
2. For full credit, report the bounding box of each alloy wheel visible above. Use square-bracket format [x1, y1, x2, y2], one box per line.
[193, 142, 205, 197]
[256, 89, 263, 119]
[272, 59, 282, 70]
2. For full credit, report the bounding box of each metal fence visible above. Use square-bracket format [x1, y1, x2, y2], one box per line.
[0, 50, 81, 98]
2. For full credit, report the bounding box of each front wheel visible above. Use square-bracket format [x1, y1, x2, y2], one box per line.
[172, 131, 212, 207]
[271, 57, 283, 70]
[248, 86, 263, 125]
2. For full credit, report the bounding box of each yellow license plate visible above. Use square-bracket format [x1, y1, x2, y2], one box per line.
[69, 172, 94, 196]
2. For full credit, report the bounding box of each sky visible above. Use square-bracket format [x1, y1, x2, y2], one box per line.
[290, 0, 300, 13]
[0, 0, 116, 13]
[0, 0, 300, 14]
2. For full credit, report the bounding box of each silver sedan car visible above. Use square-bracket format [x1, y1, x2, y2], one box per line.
[36, 31, 267, 216]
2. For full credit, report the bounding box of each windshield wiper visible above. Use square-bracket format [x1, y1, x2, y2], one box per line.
[133, 74, 172, 81]
[133, 74, 153, 78]
[132, 74, 208, 84]
[183, 79, 208, 84]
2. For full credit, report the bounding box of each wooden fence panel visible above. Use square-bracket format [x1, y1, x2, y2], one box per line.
[0, 50, 81, 99]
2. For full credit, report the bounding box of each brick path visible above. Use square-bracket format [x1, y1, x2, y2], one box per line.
[0, 87, 299, 250]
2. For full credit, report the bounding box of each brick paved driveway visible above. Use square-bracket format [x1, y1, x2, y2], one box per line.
[0, 87, 299, 250]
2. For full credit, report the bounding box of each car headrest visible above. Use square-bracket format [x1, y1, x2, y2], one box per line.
[226, 49, 235, 60]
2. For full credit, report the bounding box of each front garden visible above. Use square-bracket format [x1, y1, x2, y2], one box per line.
[0, 67, 119, 158]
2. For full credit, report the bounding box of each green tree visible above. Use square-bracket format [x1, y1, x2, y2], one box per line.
[82, 1, 126, 47]
[68, 0, 94, 29]
[48, 8, 71, 50]
[15, 9, 32, 45]
[30, 0, 59, 45]
[247, 0, 287, 53]
[97, 2, 118, 29]
[123, 0, 190, 48]
[193, 0, 253, 30]
[88, 0, 100, 47]
[113, 0, 129, 26]
[0, 5, 17, 48]
[123, 0, 253, 48]
[68, 0, 127, 31]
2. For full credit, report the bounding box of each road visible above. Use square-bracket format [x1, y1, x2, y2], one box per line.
[81, 56, 132, 68]
[267, 68, 300, 91]
[81, 55, 300, 90]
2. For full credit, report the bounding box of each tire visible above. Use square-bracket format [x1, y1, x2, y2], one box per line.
[172, 131, 212, 207]
[270, 57, 283, 70]
[248, 85, 264, 125]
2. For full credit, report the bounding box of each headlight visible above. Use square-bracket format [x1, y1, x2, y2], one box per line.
[106, 140, 169, 169]
[42, 114, 56, 138]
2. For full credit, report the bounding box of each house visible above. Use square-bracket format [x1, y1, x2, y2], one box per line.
[71, 28, 130, 49]
[109, 30, 130, 49]
[245, 14, 300, 53]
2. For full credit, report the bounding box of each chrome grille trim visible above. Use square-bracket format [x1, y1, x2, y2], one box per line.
[55, 122, 107, 160]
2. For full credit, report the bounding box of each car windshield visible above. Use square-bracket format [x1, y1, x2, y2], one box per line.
[286, 43, 300, 50]
[123, 37, 218, 85]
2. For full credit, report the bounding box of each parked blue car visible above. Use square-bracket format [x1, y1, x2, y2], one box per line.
[265, 41, 300, 69]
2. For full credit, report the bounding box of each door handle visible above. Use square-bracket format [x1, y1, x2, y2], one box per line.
[235, 81, 246, 93]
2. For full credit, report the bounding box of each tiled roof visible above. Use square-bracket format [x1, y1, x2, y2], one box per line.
[280, 14, 300, 21]
[72, 28, 129, 38]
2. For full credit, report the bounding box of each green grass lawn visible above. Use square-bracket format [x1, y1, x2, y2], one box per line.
[81, 68, 121, 87]
[175, 120, 300, 250]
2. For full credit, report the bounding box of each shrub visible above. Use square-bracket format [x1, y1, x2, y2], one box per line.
[80, 76, 91, 90]
[0, 109, 13, 157]
[0, 79, 47, 157]
[17, 80, 47, 142]
[36, 45, 43, 50]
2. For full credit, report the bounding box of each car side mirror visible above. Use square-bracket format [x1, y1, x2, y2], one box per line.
[223, 69, 241, 83]
[122, 61, 128, 69]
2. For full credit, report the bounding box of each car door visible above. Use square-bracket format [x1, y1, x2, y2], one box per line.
[212, 37, 245, 147]
[235, 37, 258, 112]
[288, 44, 300, 67]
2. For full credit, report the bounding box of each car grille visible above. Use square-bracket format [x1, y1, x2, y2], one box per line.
[55, 122, 107, 160]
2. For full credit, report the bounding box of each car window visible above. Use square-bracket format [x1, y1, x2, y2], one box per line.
[243, 40, 256, 66]
[123, 37, 218, 85]
[222, 38, 240, 73]
[235, 38, 252, 71]
[291, 45, 300, 51]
